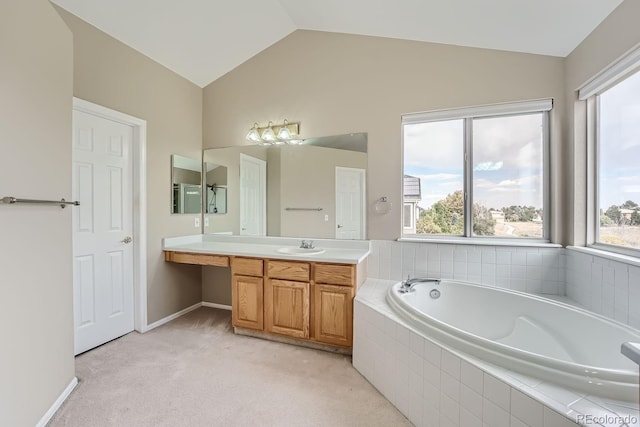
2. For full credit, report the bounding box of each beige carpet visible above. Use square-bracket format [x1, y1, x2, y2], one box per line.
[49, 307, 411, 427]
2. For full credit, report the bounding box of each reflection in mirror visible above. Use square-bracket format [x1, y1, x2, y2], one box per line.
[203, 133, 367, 239]
[171, 154, 202, 214]
[204, 162, 228, 214]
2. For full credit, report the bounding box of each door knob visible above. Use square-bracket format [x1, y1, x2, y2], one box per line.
[121, 236, 133, 244]
[337, 224, 343, 228]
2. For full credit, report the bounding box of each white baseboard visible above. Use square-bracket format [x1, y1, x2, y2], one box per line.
[202, 302, 232, 311]
[36, 377, 78, 427]
[145, 302, 202, 332]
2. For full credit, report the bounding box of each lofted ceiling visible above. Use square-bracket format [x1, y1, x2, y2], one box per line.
[51, 0, 623, 88]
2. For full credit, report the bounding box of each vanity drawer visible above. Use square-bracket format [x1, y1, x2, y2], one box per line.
[267, 260, 310, 282]
[314, 263, 355, 287]
[231, 257, 264, 277]
[164, 251, 229, 267]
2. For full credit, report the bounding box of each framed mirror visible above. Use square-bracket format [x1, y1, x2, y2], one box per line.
[171, 154, 202, 214]
[202, 133, 367, 239]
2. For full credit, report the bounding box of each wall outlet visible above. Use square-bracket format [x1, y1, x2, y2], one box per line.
[204, 217, 209, 227]
[324, 214, 329, 222]
[194, 217, 200, 227]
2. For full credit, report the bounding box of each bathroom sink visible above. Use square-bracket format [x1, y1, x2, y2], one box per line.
[276, 247, 325, 255]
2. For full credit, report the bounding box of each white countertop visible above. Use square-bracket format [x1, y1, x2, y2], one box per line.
[163, 234, 370, 264]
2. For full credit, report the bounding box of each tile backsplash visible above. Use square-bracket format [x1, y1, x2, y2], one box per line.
[366, 240, 640, 329]
[565, 248, 640, 330]
[367, 240, 566, 296]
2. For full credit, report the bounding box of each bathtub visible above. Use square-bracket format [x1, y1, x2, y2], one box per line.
[386, 279, 640, 402]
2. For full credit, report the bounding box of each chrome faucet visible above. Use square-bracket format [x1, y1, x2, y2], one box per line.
[398, 275, 441, 293]
[300, 240, 315, 249]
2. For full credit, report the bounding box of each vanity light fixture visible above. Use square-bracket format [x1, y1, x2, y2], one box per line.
[277, 119, 293, 140]
[246, 123, 261, 143]
[245, 120, 300, 144]
[261, 121, 277, 142]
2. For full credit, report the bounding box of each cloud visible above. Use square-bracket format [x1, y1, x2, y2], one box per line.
[474, 161, 503, 171]
[416, 173, 462, 182]
[622, 185, 640, 193]
[617, 175, 640, 182]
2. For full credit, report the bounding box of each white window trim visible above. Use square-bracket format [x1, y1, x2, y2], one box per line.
[578, 43, 640, 100]
[401, 99, 552, 242]
[402, 99, 552, 124]
[581, 43, 640, 257]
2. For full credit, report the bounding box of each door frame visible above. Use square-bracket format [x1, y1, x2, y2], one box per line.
[335, 166, 366, 239]
[72, 97, 148, 333]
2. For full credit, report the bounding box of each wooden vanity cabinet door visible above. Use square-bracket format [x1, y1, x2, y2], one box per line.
[313, 284, 353, 347]
[264, 279, 310, 339]
[232, 275, 263, 331]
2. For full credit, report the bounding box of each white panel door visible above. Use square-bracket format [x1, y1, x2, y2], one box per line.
[335, 167, 366, 239]
[239, 153, 266, 236]
[73, 110, 134, 355]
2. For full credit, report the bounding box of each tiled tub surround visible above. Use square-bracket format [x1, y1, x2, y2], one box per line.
[387, 280, 640, 402]
[566, 247, 640, 330]
[354, 279, 640, 427]
[368, 240, 566, 296]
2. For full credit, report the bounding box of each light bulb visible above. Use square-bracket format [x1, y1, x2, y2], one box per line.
[261, 121, 276, 141]
[277, 120, 292, 140]
[246, 123, 261, 142]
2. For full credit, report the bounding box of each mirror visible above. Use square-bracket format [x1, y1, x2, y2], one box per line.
[171, 154, 202, 214]
[203, 133, 367, 239]
[204, 162, 228, 214]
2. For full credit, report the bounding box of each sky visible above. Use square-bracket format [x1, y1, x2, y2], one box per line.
[404, 113, 544, 211]
[598, 69, 640, 210]
[404, 71, 640, 213]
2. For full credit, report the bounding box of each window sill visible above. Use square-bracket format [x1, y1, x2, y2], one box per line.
[398, 237, 562, 248]
[567, 246, 640, 267]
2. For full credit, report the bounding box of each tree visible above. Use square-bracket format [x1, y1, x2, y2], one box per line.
[473, 203, 496, 235]
[416, 191, 464, 234]
[600, 214, 614, 226]
[501, 205, 538, 222]
[605, 205, 623, 225]
[621, 200, 638, 209]
[416, 190, 495, 235]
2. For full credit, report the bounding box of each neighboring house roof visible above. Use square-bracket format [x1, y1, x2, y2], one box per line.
[404, 175, 421, 201]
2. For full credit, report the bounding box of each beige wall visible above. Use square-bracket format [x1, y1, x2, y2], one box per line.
[202, 267, 232, 306]
[278, 145, 367, 238]
[0, 1, 75, 425]
[203, 30, 566, 242]
[173, 168, 201, 186]
[202, 145, 268, 234]
[564, 0, 640, 246]
[56, 9, 204, 324]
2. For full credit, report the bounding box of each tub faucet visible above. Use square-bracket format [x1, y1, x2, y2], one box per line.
[300, 240, 315, 249]
[399, 275, 441, 293]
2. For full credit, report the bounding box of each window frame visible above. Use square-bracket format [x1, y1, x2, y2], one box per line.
[401, 99, 552, 242]
[583, 58, 640, 257]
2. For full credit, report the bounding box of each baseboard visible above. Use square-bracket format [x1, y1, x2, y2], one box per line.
[145, 302, 202, 332]
[202, 302, 232, 311]
[36, 377, 78, 427]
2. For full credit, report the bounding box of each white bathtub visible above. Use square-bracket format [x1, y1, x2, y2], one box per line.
[386, 280, 640, 402]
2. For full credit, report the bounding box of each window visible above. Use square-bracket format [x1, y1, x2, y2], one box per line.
[585, 68, 640, 253]
[402, 100, 551, 240]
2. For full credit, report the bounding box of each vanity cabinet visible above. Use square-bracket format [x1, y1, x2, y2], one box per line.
[313, 263, 355, 346]
[164, 248, 364, 350]
[231, 257, 264, 331]
[265, 261, 311, 339]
